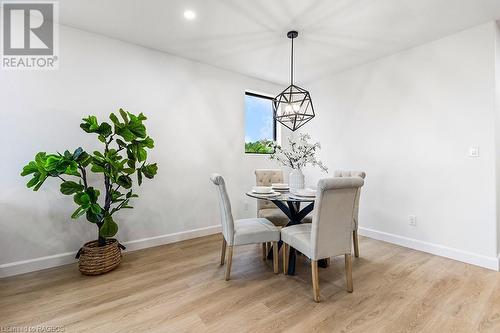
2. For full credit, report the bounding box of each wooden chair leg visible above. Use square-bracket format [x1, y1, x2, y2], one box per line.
[220, 238, 227, 265]
[311, 260, 320, 302]
[272, 241, 279, 274]
[283, 243, 289, 274]
[353, 230, 359, 258]
[262, 243, 266, 260]
[225, 246, 233, 281]
[345, 254, 353, 292]
[265, 242, 270, 260]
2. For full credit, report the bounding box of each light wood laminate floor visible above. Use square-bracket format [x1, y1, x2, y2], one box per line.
[1, 234, 499, 332]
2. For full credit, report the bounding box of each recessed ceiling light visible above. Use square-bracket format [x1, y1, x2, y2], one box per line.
[183, 10, 196, 20]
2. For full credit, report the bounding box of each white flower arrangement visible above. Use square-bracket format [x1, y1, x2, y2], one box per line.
[269, 133, 328, 172]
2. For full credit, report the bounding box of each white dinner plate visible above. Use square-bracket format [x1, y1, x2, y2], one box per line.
[289, 194, 315, 200]
[251, 191, 280, 197]
[291, 188, 317, 197]
[252, 186, 273, 194]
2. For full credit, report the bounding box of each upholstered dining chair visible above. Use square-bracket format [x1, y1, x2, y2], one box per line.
[334, 170, 366, 258]
[281, 177, 364, 302]
[211, 174, 280, 280]
[254, 169, 289, 226]
[255, 169, 313, 258]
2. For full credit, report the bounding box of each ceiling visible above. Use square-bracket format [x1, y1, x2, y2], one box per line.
[60, 0, 500, 84]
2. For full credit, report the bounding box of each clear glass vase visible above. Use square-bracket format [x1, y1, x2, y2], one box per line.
[289, 169, 305, 190]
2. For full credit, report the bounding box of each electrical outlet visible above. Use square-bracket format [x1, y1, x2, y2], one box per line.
[408, 215, 417, 227]
[469, 146, 479, 158]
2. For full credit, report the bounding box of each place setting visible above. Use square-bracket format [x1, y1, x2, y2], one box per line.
[249, 186, 281, 198]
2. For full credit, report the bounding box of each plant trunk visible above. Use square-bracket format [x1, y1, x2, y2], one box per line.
[98, 235, 106, 247]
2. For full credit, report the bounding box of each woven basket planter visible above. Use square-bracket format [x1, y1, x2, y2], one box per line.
[78, 238, 122, 275]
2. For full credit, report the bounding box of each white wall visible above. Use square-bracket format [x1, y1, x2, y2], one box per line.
[0, 25, 281, 276]
[496, 21, 500, 258]
[302, 22, 499, 270]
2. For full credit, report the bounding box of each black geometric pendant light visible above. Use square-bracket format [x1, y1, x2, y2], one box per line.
[273, 31, 315, 132]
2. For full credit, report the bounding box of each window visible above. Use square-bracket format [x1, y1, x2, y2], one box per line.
[244, 91, 276, 154]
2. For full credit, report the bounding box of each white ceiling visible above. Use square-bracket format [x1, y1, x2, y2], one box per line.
[60, 0, 500, 84]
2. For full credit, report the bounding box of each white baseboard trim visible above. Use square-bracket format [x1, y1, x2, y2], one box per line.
[358, 227, 500, 272]
[0, 225, 221, 278]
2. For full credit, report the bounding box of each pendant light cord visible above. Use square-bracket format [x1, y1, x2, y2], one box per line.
[290, 36, 294, 86]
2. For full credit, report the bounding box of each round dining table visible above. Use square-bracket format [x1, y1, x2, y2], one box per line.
[246, 191, 328, 275]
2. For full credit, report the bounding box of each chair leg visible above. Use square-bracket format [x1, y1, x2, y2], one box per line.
[265, 242, 270, 260]
[353, 230, 359, 258]
[311, 260, 320, 302]
[220, 238, 227, 265]
[345, 254, 353, 292]
[283, 243, 289, 274]
[272, 241, 279, 274]
[225, 246, 233, 281]
[262, 243, 267, 260]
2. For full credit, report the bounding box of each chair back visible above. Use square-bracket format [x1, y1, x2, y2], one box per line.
[210, 174, 235, 244]
[255, 169, 283, 210]
[334, 170, 366, 229]
[311, 177, 364, 260]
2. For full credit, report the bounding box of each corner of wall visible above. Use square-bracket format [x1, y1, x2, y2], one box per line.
[495, 20, 500, 258]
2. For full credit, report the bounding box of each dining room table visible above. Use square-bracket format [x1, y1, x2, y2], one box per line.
[245, 190, 328, 275]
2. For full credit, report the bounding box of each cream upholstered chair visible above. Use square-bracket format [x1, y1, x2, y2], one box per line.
[281, 177, 364, 302]
[254, 169, 289, 226]
[211, 174, 280, 280]
[334, 170, 366, 257]
[255, 169, 312, 227]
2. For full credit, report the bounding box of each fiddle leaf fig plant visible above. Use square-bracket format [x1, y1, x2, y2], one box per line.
[21, 109, 158, 246]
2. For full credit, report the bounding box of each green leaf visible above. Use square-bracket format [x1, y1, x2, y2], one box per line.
[127, 118, 146, 139]
[109, 113, 120, 126]
[74, 192, 90, 206]
[137, 168, 143, 186]
[122, 168, 135, 174]
[86, 210, 102, 224]
[99, 216, 118, 237]
[76, 151, 92, 167]
[32, 174, 47, 191]
[60, 181, 84, 195]
[26, 174, 40, 188]
[141, 137, 155, 149]
[116, 139, 127, 148]
[93, 151, 104, 158]
[111, 191, 124, 203]
[127, 159, 136, 169]
[141, 163, 158, 179]
[119, 109, 129, 124]
[117, 175, 132, 189]
[137, 113, 147, 121]
[21, 161, 38, 176]
[116, 127, 136, 142]
[90, 203, 101, 214]
[80, 115, 99, 133]
[137, 147, 147, 162]
[71, 206, 86, 219]
[98, 122, 112, 137]
[91, 164, 105, 173]
[86, 187, 100, 203]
